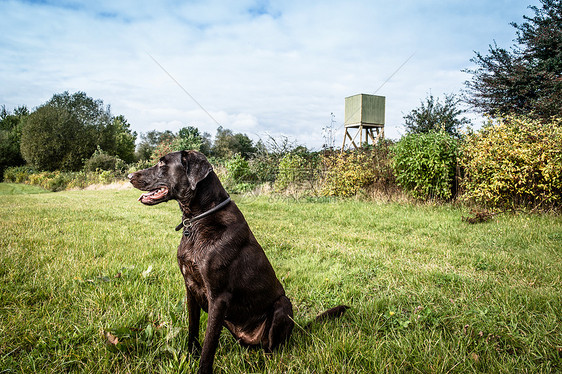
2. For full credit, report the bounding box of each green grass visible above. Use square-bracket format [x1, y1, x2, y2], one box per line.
[1, 184, 561, 373]
[0, 183, 49, 195]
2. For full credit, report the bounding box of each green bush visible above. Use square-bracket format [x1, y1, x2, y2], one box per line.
[276, 153, 305, 191]
[248, 154, 278, 183]
[322, 151, 374, 197]
[150, 140, 175, 164]
[83, 147, 125, 173]
[460, 115, 562, 211]
[3, 166, 125, 192]
[225, 154, 252, 183]
[3, 166, 34, 184]
[393, 131, 459, 200]
[322, 143, 396, 197]
[127, 159, 154, 175]
[217, 154, 255, 194]
[275, 152, 321, 192]
[28, 171, 73, 192]
[66, 171, 95, 189]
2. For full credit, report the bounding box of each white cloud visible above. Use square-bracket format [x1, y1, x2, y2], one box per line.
[1, 0, 540, 148]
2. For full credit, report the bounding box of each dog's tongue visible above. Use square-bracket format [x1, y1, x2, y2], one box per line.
[138, 187, 167, 203]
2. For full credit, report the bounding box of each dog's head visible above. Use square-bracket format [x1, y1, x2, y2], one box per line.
[129, 150, 212, 205]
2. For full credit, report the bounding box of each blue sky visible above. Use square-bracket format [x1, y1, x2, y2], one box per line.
[1, 0, 539, 148]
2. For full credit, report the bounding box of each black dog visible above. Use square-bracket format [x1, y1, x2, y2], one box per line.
[129, 150, 348, 374]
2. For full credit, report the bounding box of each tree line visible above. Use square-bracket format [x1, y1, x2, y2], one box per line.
[1, 0, 560, 181]
[0, 91, 260, 179]
[1, 92, 137, 175]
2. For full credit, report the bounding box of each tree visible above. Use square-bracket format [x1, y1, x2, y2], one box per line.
[136, 130, 175, 161]
[47, 91, 112, 131]
[20, 105, 89, 171]
[0, 105, 28, 179]
[212, 127, 235, 159]
[172, 126, 212, 155]
[212, 126, 256, 159]
[464, 0, 562, 120]
[403, 93, 471, 137]
[20, 91, 122, 171]
[101, 115, 137, 163]
[199, 132, 212, 155]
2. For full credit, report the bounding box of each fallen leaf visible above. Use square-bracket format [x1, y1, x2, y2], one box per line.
[142, 265, 153, 278]
[104, 331, 119, 345]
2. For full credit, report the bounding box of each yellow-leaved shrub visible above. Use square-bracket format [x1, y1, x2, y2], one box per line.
[322, 143, 395, 197]
[460, 115, 562, 211]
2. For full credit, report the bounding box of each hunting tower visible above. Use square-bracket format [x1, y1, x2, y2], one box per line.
[342, 94, 385, 150]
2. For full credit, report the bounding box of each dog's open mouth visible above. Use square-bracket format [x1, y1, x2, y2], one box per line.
[138, 186, 169, 205]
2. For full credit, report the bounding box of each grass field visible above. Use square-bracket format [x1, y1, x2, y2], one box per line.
[1, 184, 561, 373]
[0, 183, 50, 195]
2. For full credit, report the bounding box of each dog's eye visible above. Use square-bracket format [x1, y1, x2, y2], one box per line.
[157, 160, 165, 167]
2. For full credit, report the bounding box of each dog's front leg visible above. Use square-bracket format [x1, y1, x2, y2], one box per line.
[186, 290, 201, 354]
[198, 294, 230, 374]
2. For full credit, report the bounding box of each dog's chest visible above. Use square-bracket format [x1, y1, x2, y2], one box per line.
[178, 241, 209, 308]
[179, 258, 209, 306]
[180, 259, 202, 286]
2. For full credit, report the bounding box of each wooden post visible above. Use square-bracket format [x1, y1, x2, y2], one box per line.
[342, 124, 384, 151]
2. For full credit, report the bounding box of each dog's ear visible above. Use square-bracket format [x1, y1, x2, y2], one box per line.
[181, 150, 212, 190]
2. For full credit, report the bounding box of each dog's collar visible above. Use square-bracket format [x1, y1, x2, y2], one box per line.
[175, 197, 231, 236]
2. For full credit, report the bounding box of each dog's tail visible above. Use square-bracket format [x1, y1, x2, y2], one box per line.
[304, 305, 350, 330]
